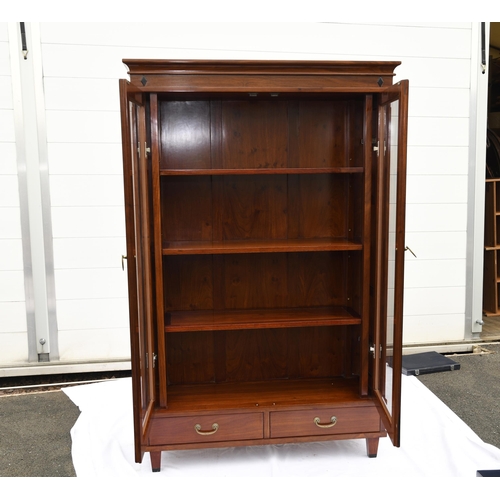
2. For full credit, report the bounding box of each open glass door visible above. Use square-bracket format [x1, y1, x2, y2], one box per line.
[372, 80, 409, 446]
[119, 80, 156, 462]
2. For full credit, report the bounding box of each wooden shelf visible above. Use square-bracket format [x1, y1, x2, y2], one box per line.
[160, 167, 364, 176]
[159, 378, 371, 413]
[163, 238, 362, 255]
[165, 306, 361, 332]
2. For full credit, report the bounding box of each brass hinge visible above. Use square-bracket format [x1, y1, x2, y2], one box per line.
[137, 142, 151, 158]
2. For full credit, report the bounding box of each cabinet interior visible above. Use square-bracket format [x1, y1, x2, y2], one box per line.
[156, 94, 370, 399]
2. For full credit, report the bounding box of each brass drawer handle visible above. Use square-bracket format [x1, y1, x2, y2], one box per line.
[313, 416, 337, 428]
[194, 423, 219, 436]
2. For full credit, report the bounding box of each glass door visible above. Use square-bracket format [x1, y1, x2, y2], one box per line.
[119, 80, 156, 462]
[372, 80, 409, 446]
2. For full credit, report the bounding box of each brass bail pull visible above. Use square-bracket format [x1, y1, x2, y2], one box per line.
[313, 416, 337, 428]
[194, 423, 219, 436]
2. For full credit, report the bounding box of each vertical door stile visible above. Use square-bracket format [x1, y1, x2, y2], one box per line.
[137, 103, 156, 431]
[120, 80, 158, 459]
[360, 94, 373, 396]
[150, 93, 168, 408]
[119, 80, 143, 462]
[371, 80, 409, 447]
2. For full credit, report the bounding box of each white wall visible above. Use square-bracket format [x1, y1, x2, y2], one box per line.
[0, 22, 482, 369]
[0, 23, 28, 364]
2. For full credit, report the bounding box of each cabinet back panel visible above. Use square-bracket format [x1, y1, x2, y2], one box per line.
[166, 326, 348, 385]
[222, 175, 288, 240]
[158, 99, 365, 171]
[163, 252, 347, 312]
[161, 173, 357, 245]
[288, 174, 349, 239]
[161, 176, 213, 243]
[221, 101, 288, 169]
[164, 255, 213, 311]
[160, 101, 211, 170]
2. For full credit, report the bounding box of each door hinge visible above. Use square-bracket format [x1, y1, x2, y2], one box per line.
[137, 142, 151, 158]
[370, 344, 382, 359]
[145, 353, 157, 369]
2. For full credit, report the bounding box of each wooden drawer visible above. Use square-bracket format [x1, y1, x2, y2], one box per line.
[270, 407, 379, 439]
[149, 412, 264, 446]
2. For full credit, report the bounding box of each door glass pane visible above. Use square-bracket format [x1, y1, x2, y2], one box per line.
[129, 100, 150, 416]
[383, 99, 399, 416]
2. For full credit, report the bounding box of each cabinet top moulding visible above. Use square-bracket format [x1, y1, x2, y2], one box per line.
[123, 59, 401, 93]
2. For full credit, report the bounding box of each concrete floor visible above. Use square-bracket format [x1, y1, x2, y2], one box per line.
[0, 343, 499, 476]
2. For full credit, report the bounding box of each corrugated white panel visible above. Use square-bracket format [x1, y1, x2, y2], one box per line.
[39, 22, 472, 59]
[405, 232, 467, 260]
[47, 142, 122, 175]
[50, 175, 124, 207]
[404, 287, 466, 316]
[54, 269, 128, 300]
[0, 143, 16, 174]
[0, 239, 23, 271]
[51, 207, 126, 238]
[408, 117, 469, 147]
[0, 41, 10, 76]
[403, 314, 466, 345]
[58, 328, 130, 361]
[53, 237, 126, 269]
[33, 21, 476, 365]
[406, 175, 468, 204]
[0, 271, 25, 301]
[394, 58, 471, 89]
[409, 88, 470, 118]
[0, 175, 20, 207]
[405, 204, 468, 232]
[0, 23, 28, 367]
[44, 77, 120, 111]
[404, 260, 466, 289]
[46, 110, 121, 143]
[406, 146, 468, 176]
[0, 109, 15, 142]
[0, 208, 22, 239]
[0, 75, 13, 109]
[0, 302, 26, 333]
[56, 298, 129, 331]
[0, 332, 28, 364]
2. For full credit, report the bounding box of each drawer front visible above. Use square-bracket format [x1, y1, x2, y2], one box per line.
[149, 412, 263, 446]
[270, 407, 379, 439]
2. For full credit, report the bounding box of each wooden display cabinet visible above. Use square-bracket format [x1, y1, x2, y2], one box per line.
[119, 60, 408, 472]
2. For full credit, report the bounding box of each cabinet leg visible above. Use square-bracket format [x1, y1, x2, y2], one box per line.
[150, 451, 162, 472]
[366, 438, 379, 458]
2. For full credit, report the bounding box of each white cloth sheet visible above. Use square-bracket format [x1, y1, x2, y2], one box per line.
[63, 375, 500, 477]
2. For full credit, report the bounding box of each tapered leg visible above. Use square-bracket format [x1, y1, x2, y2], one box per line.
[366, 438, 379, 458]
[151, 451, 162, 472]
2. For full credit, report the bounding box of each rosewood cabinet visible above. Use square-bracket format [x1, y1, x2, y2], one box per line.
[119, 60, 408, 472]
